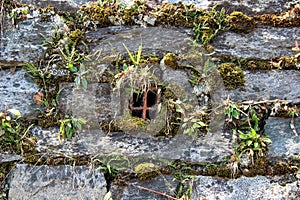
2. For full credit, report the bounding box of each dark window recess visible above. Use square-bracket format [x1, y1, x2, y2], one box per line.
[129, 86, 161, 120]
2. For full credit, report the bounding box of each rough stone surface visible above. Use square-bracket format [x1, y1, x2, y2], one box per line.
[111, 175, 178, 200]
[1, 13, 66, 63]
[229, 70, 300, 104]
[266, 117, 300, 159]
[2, 0, 300, 199]
[0, 152, 21, 164]
[212, 27, 300, 60]
[89, 27, 194, 57]
[0, 69, 39, 116]
[191, 175, 300, 200]
[19, 0, 91, 11]
[8, 164, 107, 200]
[32, 125, 232, 164]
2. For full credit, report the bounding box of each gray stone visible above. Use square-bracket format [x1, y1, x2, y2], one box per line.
[111, 175, 178, 200]
[18, 0, 91, 11]
[229, 70, 300, 104]
[0, 69, 39, 116]
[1, 12, 66, 63]
[32, 123, 232, 165]
[8, 164, 107, 200]
[212, 27, 300, 60]
[191, 175, 300, 200]
[265, 117, 300, 158]
[0, 152, 21, 164]
[90, 27, 194, 57]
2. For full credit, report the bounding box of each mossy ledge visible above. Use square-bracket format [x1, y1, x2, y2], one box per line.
[218, 55, 299, 70]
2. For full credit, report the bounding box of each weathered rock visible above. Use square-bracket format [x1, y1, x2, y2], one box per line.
[212, 27, 300, 60]
[0, 152, 21, 164]
[31, 124, 197, 167]
[110, 175, 179, 200]
[191, 175, 300, 200]
[0, 69, 39, 116]
[32, 26, 232, 165]
[32, 125, 232, 164]
[18, 0, 91, 11]
[8, 164, 107, 200]
[89, 27, 194, 57]
[1, 12, 66, 64]
[265, 117, 300, 159]
[229, 70, 300, 104]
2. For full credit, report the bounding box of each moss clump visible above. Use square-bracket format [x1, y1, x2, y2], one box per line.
[244, 59, 271, 70]
[227, 11, 257, 33]
[257, 5, 300, 27]
[134, 162, 160, 181]
[68, 29, 85, 42]
[116, 111, 150, 132]
[273, 161, 295, 175]
[163, 53, 178, 69]
[243, 57, 298, 70]
[80, 2, 114, 27]
[218, 62, 245, 90]
[154, 2, 199, 27]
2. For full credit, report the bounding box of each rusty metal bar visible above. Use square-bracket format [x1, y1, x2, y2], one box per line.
[129, 86, 161, 120]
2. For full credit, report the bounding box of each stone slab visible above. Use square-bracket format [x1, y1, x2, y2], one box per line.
[265, 117, 300, 159]
[32, 124, 232, 166]
[191, 175, 300, 200]
[0, 152, 21, 164]
[18, 0, 90, 11]
[110, 175, 178, 200]
[229, 70, 300, 104]
[1, 13, 66, 63]
[0, 69, 39, 116]
[8, 164, 107, 200]
[212, 27, 300, 60]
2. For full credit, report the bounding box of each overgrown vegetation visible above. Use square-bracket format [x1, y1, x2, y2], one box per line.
[225, 100, 271, 162]
[0, 108, 35, 153]
[2, 1, 300, 199]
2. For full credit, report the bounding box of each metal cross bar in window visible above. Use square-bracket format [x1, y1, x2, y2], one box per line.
[129, 86, 161, 120]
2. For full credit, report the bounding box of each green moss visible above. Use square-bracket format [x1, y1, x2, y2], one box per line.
[227, 11, 257, 33]
[218, 62, 245, 90]
[216, 165, 233, 177]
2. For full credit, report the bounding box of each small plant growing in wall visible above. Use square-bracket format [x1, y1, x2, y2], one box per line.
[225, 100, 271, 163]
[0, 108, 22, 144]
[58, 115, 86, 140]
[170, 99, 209, 136]
[0, 108, 34, 151]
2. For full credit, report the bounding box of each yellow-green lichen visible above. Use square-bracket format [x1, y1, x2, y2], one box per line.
[218, 62, 245, 90]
